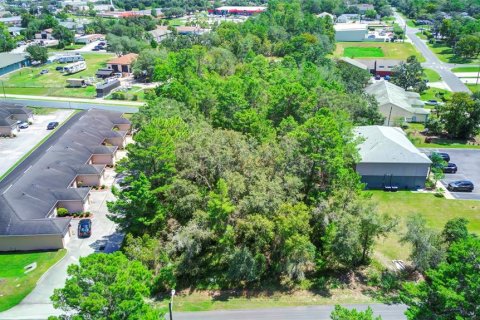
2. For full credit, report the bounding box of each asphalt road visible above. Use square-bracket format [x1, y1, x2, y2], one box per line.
[174, 304, 408, 320]
[0, 110, 84, 192]
[394, 11, 470, 93]
[422, 148, 480, 200]
[0, 97, 139, 113]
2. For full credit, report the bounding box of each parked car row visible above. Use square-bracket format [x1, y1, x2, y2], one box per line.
[429, 152, 475, 192]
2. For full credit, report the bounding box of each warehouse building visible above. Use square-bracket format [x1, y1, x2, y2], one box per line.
[0, 53, 30, 76]
[355, 126, 431, 190]
[334, 23, 368, 41]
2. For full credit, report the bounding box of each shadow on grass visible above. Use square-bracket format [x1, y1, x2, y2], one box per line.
[430, 42, 473, 64]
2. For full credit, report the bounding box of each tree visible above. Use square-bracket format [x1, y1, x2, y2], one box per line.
[402, 237, 480, 320]
[50, 252, 161, 320]
[391, 56, 427, 93]
[336, 60, 372, 93]
[364, 9, 377, 19]
[331, 305, 382, 320]
[133, 49, 167, 82]
[455, 34, 480, 59]
[442, 218, 469, 245]
[401, 215, 445, 272]
[437, 92, 480, 139]
[52, 25, 74, 48]
[429, 152, 446, 184]
[26, 44, 48, 63]
[0, 22, 16, 52]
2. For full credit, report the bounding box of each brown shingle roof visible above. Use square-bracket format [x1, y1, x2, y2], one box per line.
[107, 53, 139, 65]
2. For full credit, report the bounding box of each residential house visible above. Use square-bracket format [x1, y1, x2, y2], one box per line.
[0, 110, 17, 137]
[106, 53, 138, 74]
[0, 103, 34, 122]
[175, 26, 210, 35]
[0, 109, 131, 251]
[354, 59, 403, 76]
[355, 126, 431, 190]
[148, 26, 171, 43]
[0, 15, 22, 26]
[354, 3, 375, 13]
[336, 14, 360, 23]
[0, 52, 31, 76]
[334, 23, 368, 41]
[365, 80, 430, 125]
[8, 26, 24, 36]
[74, 33, 104, 44]
[338, 57, 369, 71]
[35, 28, 55, 40]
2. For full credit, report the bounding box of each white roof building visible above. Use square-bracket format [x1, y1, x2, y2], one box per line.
[365, 80, 430, 125]
[355, 126, 431, 189]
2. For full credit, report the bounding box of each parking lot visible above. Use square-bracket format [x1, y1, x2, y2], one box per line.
[0, 109, 73, 177]
[422, 148, 480, 200]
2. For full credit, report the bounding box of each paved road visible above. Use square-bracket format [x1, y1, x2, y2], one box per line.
[0, 111, 84, 192]
[0, 96, 140, 113]
[174, 304, 408, 320]
[394, 11, 470, 93]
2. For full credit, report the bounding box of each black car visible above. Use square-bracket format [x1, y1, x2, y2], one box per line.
[56, 66, 64, 71]
[78, 219, 92, 238]
[443, 163, 458, 173]
[47, 121, 59, 130]
[375, 74, 381, 80]
[429, 152, 450, 162]
[447, 180, 474, 192]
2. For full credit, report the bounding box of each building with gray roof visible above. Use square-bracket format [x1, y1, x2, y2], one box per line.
[355, 126, 431, 190]
[0, 52, 30, 76]
[365, 80, 430, 125]
[0, 103, 33, 137]
[0, 109, 131, 251]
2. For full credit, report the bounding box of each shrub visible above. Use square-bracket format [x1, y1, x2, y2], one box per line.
[111, 92, 126, 100]
[425, 179, 435, 189]
[131, 94, 138, 101]
[57, 208, 69, 217]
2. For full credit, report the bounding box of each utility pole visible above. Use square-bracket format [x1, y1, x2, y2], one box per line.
[1, 81, 6, 100]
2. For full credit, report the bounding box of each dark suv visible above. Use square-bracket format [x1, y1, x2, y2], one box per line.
[443, 163, 458, 173]
[447, 180, 474, 192]
[78, 219, 92, 238]
[47, 121, 59, 130]
[429, 152, 450, 162]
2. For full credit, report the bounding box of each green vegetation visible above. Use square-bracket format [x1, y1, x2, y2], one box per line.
[415, 31, 428, 40]
[50, 253, 161, 319]
[371, 191, 480, 261]
[0, 250, 66, 312]
[405, 123, 480, 149]
[334, 42, 425, 61]
[451, 66, 480, 73]
[424, 68, 441, 82]
[156, 290, 374, 313]
[420, 87, 452, 101]
[343, 46, 384, 58]
[0, 53, 115, 99]
[427, 41, 477, 64]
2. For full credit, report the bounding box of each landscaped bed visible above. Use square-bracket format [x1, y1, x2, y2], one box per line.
[0, 250, 66, 311]
[405, 123, 480, 149]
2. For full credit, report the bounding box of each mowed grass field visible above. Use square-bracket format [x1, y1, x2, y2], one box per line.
[423, 68, 441, 82]
[0, 53, 115, 99]
[372, 191, 480, 262]
[0, 250, 66, 311]
[334, 42, 425, 61]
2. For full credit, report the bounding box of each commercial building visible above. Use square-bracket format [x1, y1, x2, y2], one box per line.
[107, 53, 138, 74]
[0, 52, 31, 76]
[355, 126, 431, 190]
[0, 15, 22, 26]
[208, 6, 267, 15]
[355, 59, 403, 76]
[0, 109, 131, 251]
[334, 23, 368, 41]
[365, 80, 430, 125]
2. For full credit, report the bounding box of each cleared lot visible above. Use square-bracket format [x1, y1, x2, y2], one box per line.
[422, 148, 480, 200]
[0, 109, 73, 178]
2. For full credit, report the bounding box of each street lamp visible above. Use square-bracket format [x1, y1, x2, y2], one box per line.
[169, 289, 176, 320]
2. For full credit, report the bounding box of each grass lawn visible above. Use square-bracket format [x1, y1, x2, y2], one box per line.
[343, 46, 384, 58]
[0, 250, 66, 311]
[427, 41, 478, 64]
[451, 66, 480, 73]
[155, 289, 374, 313]
[420, 87, 452, 101]
[467, 84, 480, 92]
[423, 68, 441, 82]
[334, 42, 425, 62]
[405, 123, 480, 149]
[372, 191, 480, 262]
[0, 53, 115, 99]
[415, 31, 428, 40]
